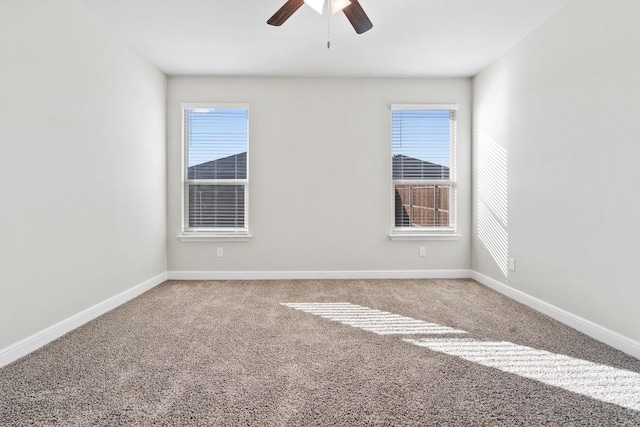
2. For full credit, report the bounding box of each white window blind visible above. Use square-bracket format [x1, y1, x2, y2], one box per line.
[392, 105, 457, 231]
[183, 105, 248, 233]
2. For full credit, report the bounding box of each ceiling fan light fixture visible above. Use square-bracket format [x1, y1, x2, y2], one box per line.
[304, 0, 351, 15]
[330, 0, 351, 14]
[304, 0, 324, 14]
[269, 0, 372, 35]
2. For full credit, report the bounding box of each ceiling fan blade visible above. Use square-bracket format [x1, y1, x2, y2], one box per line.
[267, 0, 305, 26]
[343, 0, 373, 34]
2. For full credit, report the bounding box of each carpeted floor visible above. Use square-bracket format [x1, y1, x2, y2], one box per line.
[1, 279, 639, 426]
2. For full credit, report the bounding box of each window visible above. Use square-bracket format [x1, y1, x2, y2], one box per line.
[390, 104, 458, 239]
[181, 104, 249, 240]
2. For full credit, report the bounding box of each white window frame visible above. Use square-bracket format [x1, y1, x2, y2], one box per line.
[178, 103, 251, 242]
[389, 104, 460, 241]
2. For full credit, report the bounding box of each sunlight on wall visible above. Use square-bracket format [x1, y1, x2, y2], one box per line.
[284, 302, 640, 412]
[477, 131, 509, 277]
[406, 337, 640, 412]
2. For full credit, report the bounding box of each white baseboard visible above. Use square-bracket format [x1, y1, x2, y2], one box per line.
[167, 270, 473, 281]
[470, 271, 640, 360]
[4, 270, 637, 367]
[0, 272, 167, 368]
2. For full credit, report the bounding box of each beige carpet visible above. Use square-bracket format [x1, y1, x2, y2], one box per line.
[1, 279, 639, 426]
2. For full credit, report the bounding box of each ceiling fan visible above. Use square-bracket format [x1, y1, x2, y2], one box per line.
[267, 0, 373, 34]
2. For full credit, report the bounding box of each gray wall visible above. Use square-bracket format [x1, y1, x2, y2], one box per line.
[472, 0, 640, 341]
[0, 0, 167, 348]
[167, 77, 471, 274]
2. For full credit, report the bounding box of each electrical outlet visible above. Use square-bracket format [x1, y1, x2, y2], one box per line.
[509, 258, 516, 271]
[217, 248, 224, 258]
[419, 247, 426, 257]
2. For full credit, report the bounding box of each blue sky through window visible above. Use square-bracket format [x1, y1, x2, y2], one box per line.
[392, 109, 451, 168]
[186, 108, 248, 168]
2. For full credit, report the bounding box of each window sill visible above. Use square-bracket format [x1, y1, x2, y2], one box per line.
[388, 233, 461, 241]
[178, 233, 252, 242]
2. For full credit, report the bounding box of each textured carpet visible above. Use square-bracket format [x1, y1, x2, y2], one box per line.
[1, 279, 639, 426]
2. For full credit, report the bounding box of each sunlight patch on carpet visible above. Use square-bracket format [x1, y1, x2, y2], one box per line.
[405, 337, 640, 412]
[281, 302, 467, 335]
[282, 302, 640, 412]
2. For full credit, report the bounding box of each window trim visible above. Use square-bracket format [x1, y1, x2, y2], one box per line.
[178, 103, 251, 242]
[389, 104, 459, 241]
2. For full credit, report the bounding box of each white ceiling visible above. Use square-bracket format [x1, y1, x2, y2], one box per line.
[82, 0, 570, 77]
